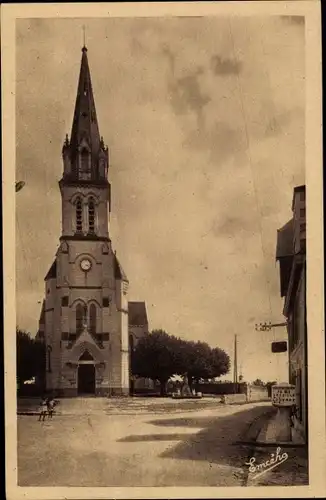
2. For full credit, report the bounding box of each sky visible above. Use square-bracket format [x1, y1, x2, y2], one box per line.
[15, 15, 305, 383]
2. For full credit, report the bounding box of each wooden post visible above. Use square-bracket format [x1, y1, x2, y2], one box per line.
[233, 334, 238, 392]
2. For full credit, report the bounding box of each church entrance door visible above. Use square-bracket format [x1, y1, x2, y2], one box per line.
[78, 363, 95, 395]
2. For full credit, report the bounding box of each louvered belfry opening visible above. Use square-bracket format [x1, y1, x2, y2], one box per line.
[88, 198, 95, 233]
[76, 197, 83, 232]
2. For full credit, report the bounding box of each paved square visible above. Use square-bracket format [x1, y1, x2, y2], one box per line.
[17, 400, 295, 487]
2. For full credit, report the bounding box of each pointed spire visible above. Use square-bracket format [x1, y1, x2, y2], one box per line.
[70, 47, 101, 163]
[60, 46, 110, 186]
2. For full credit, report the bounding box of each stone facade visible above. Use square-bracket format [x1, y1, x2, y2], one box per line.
[276, 185, 307, 442]
[37, 46, 147, 397]
[128, 302, 154, 392]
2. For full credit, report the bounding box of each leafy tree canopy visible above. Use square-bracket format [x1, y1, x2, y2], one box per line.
[132, 329, 230, 395]
[16, 328, 45, 386]
[252, 378, 265, 386]
[131, 329, 183, 394]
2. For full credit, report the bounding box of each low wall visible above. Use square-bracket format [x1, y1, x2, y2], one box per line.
[244, 385, 269, 402]
[195, 382, 269, 402]
[195, 382, 243, 395]
[219, 386, 269, 404]
[221, 394, 247, 405]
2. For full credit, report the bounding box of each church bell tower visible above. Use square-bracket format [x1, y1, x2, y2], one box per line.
[60, 45, 111, 239]
[41, 46, 130, 397]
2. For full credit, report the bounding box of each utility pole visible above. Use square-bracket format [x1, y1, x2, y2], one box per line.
[233, 334, 238, 390]
[239, 362, 243, 381]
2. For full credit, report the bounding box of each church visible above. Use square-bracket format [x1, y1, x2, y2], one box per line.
[37, 46, 149, 397]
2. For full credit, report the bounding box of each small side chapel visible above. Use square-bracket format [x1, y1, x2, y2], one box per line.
[37, 46, 148, 396]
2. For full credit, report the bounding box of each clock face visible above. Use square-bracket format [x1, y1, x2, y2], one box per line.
[80, 259, 92, 272]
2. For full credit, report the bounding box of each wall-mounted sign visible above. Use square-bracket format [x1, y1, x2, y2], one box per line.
[272, 341, 288, 353]
[272, 384, 296, 407]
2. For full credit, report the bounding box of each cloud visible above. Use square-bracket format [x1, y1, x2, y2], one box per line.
[161, 44, 176, 74]
[263, 107, 304, 139]
[168, 70, 210, 118]
[281, 16, 305, 26]
[183, 120, 246, 166]
[265, 115, 285, 137]
[212, 215, 258, 238]
[16, 18, 51, 44]
[14, 16, 305, 384]
[161, 44, 210, 123]
[161, 44, 246, 166]
[210, 55, 242, 76]
[160, 47, 249, 169]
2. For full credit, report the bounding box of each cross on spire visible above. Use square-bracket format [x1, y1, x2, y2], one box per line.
[82, 25, 87, 51]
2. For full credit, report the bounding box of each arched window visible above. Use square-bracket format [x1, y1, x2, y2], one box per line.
[76, 198, 83, 232]
[89, 304, 96, 335]
[79, 149, 91, 180]
[76, 303, 85, 335]
[88, 198, 95, 233]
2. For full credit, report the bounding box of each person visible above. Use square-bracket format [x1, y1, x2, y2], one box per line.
[47, 396, 57, 419]
[38, 396, 48, 421]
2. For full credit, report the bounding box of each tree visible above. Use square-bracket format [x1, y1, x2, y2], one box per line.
[252, 378, 265, 386]
[209, 347, 230, 379]
[183, 341, 213, 387]
[131, 329, 184, 396]
[16, 328, 45, 389]
[181, 341, 230, 388]
[131, 330, 231, 396]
